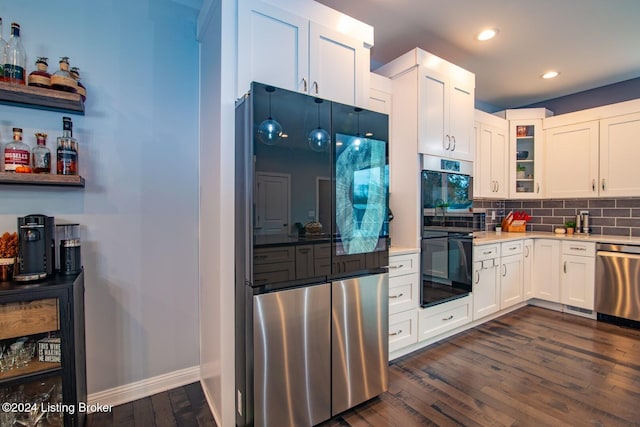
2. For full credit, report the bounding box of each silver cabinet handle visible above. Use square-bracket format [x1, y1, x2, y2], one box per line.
[592, 179, 596, 192]
[563, 261, 567, 273]
[302, 78, 308, 92]
[496, 181, 500, 192]
[312, 81, 319, 94]
[525, 246, 530, 258]
[451, 135, 456, 151]
[536, 183, 540, 193]
[602, 178, 606, 192]
[389, 293, 404, 299]
[483, 250, 493, 255]
[444, 135, 451, 150]
[475, 270, 480, 284]
[508, 246, 518, 251]
[442, 315, 453, 321]
[388, 264, 404, 269]
[502, 264, 507, 276]
[570, 246, 586, 251]
[388, 330, 403, 336]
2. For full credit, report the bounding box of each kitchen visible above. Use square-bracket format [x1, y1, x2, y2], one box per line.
[0, 0, 639, 426]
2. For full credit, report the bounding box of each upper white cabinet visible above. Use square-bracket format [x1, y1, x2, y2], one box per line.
[377, 48, 475, 162]
[368, 72, 392, 114]
[237, 0, 371, 106]
[599, 111, 640, 197]
[474, 110, 508, 198]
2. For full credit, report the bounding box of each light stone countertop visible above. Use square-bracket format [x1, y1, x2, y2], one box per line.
[389, 246, 420, 255]
[473, 231, 640, 246]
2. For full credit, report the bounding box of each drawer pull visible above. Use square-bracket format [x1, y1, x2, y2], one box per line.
[483, 251, 492, 255]
[564, 261, 567, 274]
[256, 255, 268, 260]
[389, 264, 404, 269]
[508, 246, 517, 251]
[570, 246, 586, 251]
[389, 293, 404, 299]
[442, 315, 453, 321]
[388, 330, 403, 336]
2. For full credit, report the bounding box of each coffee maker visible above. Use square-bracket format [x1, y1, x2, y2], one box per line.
[15, 214, 55, 281]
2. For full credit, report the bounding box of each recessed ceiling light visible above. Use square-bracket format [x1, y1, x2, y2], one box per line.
[476, 28, 498, 41]
[542, 71, 559, 79]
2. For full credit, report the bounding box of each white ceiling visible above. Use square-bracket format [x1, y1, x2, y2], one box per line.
[315, 0, 640, 110]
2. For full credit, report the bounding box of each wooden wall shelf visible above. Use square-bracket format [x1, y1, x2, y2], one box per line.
[0, 172, 85, 187]
[0, 81, 84, 114]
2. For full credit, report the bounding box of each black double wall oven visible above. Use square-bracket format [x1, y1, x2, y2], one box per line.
[421, 155, 478, 307]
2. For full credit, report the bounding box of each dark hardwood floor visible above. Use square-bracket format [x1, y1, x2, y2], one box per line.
[325, 305, 640, 427]
[88, 306, 640, 426]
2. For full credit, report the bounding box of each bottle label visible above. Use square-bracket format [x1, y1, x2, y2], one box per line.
[57, 148, 78, 175]
[4, 64, 25, 84]
[4, 148, 30, 171]
[28, 74, 51, 87]
[51, 74, 77, 90]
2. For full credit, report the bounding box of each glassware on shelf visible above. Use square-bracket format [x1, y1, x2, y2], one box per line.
[3, 22, 27, 85]
[32, 132, 51, 174]
[28, 57, 52, 88]
[69, 66, 86, 102]
[56, 116, 78, 175]
[50, 57, 77, 93]
[4, 127, 30, 172]
[0, 18, 8, 82]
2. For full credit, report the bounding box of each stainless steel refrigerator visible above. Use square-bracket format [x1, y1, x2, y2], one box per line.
[235, 82, 389, 427]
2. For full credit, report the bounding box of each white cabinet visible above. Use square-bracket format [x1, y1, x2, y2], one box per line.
[499, 241, 523, 309]
[533, 239, 561, 302]
[474, 110, 508, 198]
[544, 121, 599, 199]
[419, 68, 474, 161]
[368, 73, 392, 115]
[560, 241, 595, 310]
[417, 295, 472, 341]
[237, 0, 370, 106]
[473, 244, 500, 320]
[509, 119, 544, 198]
[523, 239, 534, 300]
[388, 251, 420, 356]
[599, 111, 640, 197]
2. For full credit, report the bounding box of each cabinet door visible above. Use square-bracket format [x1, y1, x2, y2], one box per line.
[523, 239, 534, 299]
[237, 0, 309, 99]
[476, 123, 508, 198]
[500, 253, 523, 309]
[533, 239, 560, 302]
[419, 69, 448, 157]
[447, 79, 474, 161]
[369, 73, 392, 114]
[309, 23, 368, 106]
[295, 245, 314, 279]
[544, 121, 599, 199]
[473, 259, 500, 320]
[600, 112, 640, 197]
[561, 254, 595, 310]
[510, 119, 544, 198]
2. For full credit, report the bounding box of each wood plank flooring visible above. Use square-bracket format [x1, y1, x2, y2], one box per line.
[88, 306, 640, 426]
[324, 306, 640, 427]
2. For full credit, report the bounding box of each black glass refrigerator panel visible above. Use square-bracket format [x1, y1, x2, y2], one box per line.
[331, 104, 389, 278]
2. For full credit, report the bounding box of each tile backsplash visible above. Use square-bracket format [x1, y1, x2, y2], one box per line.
[474, 197, 640, 237]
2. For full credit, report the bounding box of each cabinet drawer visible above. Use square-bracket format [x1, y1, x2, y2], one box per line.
[418, 296, 472, 341]
[0, 298, 59, 340]
[389, 272, 420, 314]
[253, 262, 295, 286]
[254, 246, 295, 264]
[501, 240, 523, 256]
[389, 309, 418, 353]
[561, 240, 595, 257]
[388, 253, 419, 277]
[474, 244, 500, 262]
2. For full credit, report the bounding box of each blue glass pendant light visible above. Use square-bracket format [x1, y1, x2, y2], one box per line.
[308, 98, 330, 152]
[257, 86, 283, 145]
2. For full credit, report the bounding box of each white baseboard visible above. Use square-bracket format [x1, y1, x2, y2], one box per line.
[200, 379, 221, 426]
[87, 366, 200, 410]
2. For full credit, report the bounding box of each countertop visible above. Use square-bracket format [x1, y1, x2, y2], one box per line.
[473, 231, 640, 246]
[389, 246, 419, 255]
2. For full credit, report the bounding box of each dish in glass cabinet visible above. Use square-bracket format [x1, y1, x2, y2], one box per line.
[516, 150, 529, 160]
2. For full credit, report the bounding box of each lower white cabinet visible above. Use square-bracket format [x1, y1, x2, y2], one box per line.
[388, 250, 420, 355]
[533, 239, 561, 302]
[473, 244, 500, 320]
[418, 295, 472, 341]
[523, 239, 534, 299]
[499, 241, 524, 309]
[560, 241, 595, 310]
[388, 309, 419, 353]
[389, 267, 420, 314]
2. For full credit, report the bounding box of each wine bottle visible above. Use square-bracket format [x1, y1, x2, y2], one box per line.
[3, 22, 26, 85]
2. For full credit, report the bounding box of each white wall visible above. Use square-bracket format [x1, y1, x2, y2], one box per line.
[197, 0, 236, 425]
[0, 0, 200, 394]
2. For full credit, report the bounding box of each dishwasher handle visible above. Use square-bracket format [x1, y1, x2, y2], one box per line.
[597, 243, 640, 255]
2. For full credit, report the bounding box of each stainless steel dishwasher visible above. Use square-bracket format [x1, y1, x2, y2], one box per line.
[595, 243, 640, 322]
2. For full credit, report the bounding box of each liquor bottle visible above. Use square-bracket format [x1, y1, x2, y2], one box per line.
[69, 67, 86, 102]
[0, 18, 7, 82]
[32, 132, 51, 174]
[28, 57, 51, 88]
[50, 57, 77, 93]
[4, 128, 30, 172]
[56, 117, 78, 175]
[3, 23, 26, 85]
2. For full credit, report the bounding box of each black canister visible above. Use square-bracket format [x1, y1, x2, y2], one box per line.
[56, 224, 82, 275]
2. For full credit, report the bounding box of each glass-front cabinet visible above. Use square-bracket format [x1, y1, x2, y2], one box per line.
[509, 119, 543, 198]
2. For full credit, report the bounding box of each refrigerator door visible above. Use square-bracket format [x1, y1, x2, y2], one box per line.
[253, 283, 331, 427]
[332, 273, 389, 415]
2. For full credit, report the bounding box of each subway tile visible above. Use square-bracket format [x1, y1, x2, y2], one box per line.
[542, 200, 563, 208]
[632, 209, 640, 217]
[554, 208, 578, 216]
[504, 201, 523, 209]
[591, 217, 616, 226]
[531, 224, 553, 232]
[589, 226, 602, 235]
[602, 227, 631, 237]
[527, 216, 541, 224]
[603, 208, 631, 217]
[522, 200, 542, 208]
[564, 199, 589, 208]
[542, 216, 564, 225]
[589, 199, 616, 208]
[617, 218, 640, 227]
[585, 208, 602, 217]
[616, 198, 640, 208]
[532, 208, 553, 217]
[632, 228, 640, 237]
